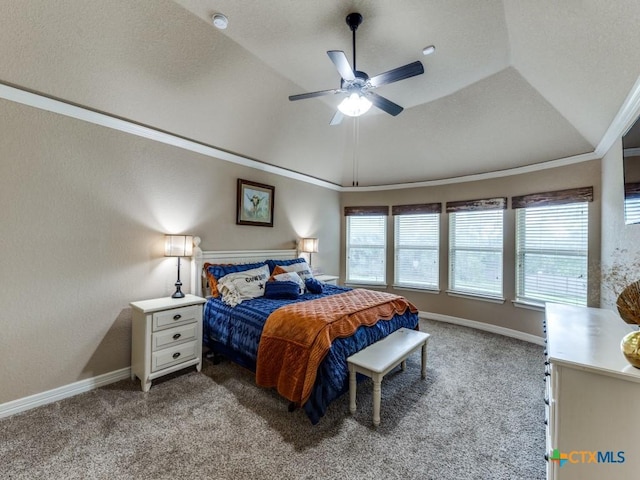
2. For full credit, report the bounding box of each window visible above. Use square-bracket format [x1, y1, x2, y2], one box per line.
[625, 183, 640, 225]
[626, 196, 640, 225]
[345, 206, 388, 285]
[514, 187, 592, 306]
[447, 198, 506, 298]
[393, 203, 441, 290]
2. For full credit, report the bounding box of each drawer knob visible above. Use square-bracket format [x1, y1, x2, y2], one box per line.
[173, 333, 181, 340]
[172, 352, 181, 359]
[173, 314, 182, 321]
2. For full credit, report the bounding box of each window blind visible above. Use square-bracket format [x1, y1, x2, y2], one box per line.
[346, 215, 386, 284]
[625, 197, 640, 224]
[515, 203, 588, 306]
[394, 213, 439, 289]
[449, 209, 504, 297]
[625, 183, 640, 224]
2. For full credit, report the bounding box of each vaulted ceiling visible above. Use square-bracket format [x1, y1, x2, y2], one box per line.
[2, 1, 640, 188]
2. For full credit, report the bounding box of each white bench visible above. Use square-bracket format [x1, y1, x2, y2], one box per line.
[347, 327, 430, 426]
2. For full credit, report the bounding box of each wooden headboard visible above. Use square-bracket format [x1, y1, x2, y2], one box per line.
[190, 237, 298, 298]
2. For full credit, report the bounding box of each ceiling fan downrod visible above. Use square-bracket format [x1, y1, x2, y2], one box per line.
[346, 13, 363, 71]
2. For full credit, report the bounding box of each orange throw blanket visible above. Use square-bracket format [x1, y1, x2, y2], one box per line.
[255, 289, 418, 406]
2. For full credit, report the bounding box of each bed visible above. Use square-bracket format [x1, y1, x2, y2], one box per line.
[191, 245, 419, 424]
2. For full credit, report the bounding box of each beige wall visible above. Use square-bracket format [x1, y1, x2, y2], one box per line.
[601, 140, 640, 308]
[340, 160, 602, 336]
[0, 99, 340, 404]
[0, 93, 611, 407]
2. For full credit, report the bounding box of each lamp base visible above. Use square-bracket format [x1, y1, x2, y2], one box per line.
[172, 278, 185, 299]
[171, 257, 185, 298]
[171, 289, 185, 299]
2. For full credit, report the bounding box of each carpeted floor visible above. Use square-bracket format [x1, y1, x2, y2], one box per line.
[0, 319, 546, 479]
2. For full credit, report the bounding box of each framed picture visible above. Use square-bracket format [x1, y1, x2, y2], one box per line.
[236, 179, 275, 227]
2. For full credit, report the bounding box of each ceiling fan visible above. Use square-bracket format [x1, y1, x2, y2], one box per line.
[288, 12, 426, 125]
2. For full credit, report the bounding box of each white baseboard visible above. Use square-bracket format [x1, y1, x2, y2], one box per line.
[0, 367, 131, 420]
[420, 311, 545, 346]
[0, 314, 543, 419]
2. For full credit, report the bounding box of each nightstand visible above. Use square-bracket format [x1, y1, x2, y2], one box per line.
[130, 294, 206, 392]
[315, 274, 339, 285]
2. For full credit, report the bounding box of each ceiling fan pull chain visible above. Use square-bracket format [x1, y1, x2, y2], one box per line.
[353, 117, 360, 186]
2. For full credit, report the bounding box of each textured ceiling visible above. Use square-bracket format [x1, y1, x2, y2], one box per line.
[2, 1, 640, 188]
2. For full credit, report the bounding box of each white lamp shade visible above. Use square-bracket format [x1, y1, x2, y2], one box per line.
[164, 235, 193, 257]
[300, 237, 319, 253]
[337, 93, 372, 117]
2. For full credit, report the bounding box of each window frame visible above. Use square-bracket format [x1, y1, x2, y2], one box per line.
[392, 203, 441, 291]
[344, 206, 389, 286]
[446, 197, 506, 300]
[513, 187, 592, 307]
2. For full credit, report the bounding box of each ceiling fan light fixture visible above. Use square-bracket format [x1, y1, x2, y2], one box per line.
[338, 93, 372, 117]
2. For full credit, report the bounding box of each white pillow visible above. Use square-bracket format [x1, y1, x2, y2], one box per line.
[275, 261, 314, 281]
[271, 272, 305, 294]
[217, 264, 270, 307]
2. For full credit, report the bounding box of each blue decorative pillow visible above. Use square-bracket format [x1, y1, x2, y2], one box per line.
[264, 280, 301, 300]
[305, 277, 323, 294]
[266, 257, 306, 274]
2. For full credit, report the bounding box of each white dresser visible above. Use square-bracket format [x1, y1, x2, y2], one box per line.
[545, 303, 640, 479]
[130, 294, 206, 392]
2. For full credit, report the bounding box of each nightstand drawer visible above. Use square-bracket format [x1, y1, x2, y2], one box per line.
[152, 305, 199, 331]
[151, 340, 197, 372]
[152, 323, 197, 351]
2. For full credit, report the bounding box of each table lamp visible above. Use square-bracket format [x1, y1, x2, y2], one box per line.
[300, 237, 319, 269]
[164, 235, 193, 298]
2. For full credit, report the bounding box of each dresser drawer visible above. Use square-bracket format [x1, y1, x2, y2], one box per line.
[152, 323, 197, 351]
[151, 340, 197, 372]
[152, 305, 199, 331]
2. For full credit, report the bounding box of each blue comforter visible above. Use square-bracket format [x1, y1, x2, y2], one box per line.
[203, 285, 419, 424]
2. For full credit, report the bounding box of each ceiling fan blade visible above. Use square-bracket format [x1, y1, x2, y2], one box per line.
[366, 92, 404, 116]
[327, 50, 355, 81]
[289, 89, 342, 101]
[329, 110, 344, 126]
[369, 61, 424, 88]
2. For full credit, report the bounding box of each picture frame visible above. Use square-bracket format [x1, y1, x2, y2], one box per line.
[236, 179, 275, 227]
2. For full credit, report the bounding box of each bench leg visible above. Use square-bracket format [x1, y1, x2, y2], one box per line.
[421, 341, 427, 379]
[401, 360, 406, 371]
[372, 373, 382, 426]
[349, 365, 357, 414]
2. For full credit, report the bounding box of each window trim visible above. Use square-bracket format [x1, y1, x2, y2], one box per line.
[345, 212, 387, 285]
[511, 187, 593, 309]
[447, 199, 505, 299]
[392, 205, 441, 291]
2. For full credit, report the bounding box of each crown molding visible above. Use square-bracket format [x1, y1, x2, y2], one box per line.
[3, 73, 640, 193]
[0, 82, 341, 191]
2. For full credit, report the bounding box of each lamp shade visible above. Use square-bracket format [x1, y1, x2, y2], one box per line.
[300, 237, 319, 253]
[164, 235, 193, 257]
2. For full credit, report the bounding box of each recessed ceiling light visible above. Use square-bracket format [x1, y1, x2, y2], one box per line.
[212, 13, 228, 30]
[422, 45, 436, 56]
